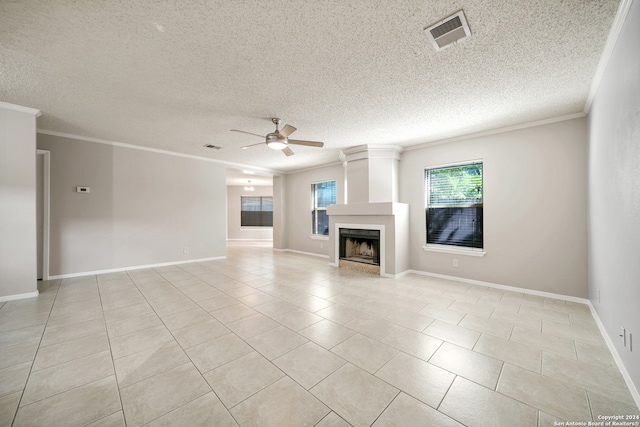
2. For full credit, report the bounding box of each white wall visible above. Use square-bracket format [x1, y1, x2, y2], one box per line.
[588, 0, 640, 395]
[400, 118, 588, 298]
[284, 164, 344, 256]
[227, 185, 273, 241]
[0, 103, 40, 300]
[37, 133, 227, 276]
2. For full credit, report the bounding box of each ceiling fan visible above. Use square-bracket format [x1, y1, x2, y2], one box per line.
[231, 118, 324, 156]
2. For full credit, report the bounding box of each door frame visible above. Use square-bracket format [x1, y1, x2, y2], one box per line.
[36, 149, 50, 280]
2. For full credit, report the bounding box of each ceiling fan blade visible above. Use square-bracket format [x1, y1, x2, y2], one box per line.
[287, 139, 324, 148]
[278, 124, 297, 138]
[231, 129, 265, 138]
[241, 142, 265, 149]
[282, 146, 295, 156]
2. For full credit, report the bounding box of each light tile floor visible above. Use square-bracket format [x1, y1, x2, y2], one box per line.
[1, 244, 638, 426]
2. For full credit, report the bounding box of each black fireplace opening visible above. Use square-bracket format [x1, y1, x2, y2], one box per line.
[339, 228, 380, 266]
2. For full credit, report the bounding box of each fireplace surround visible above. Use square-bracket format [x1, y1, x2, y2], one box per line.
[326, 145, 409, 277]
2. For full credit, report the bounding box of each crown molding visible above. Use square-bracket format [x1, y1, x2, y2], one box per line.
[403, 112, 586, 152]
[584, 0, 634, 113]
[283, 159, 343, 175]
[36, 129, 282, 175]
[0, 101, 41, 117]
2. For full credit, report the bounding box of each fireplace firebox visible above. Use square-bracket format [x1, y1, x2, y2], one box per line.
[339, 228, 380, 266]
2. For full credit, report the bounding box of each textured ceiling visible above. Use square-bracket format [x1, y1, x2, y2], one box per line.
[0, 0, 620, 173]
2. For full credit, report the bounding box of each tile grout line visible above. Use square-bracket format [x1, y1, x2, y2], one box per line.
[10, 278, 61, 427]
[125, 263, 306, 423]
[101, 272, 127, 426]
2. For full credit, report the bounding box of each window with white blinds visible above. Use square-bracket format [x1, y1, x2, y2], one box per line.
[311, 181, 336, 235]
[241, 196, 273, 227]
[425, 162, 483, 249]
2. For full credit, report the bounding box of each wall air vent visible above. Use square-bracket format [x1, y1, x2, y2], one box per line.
[203, 144, 222, 149]
[424, 10, 471, 51]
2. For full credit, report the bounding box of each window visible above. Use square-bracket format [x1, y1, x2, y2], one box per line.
[311, 181, 336, 235]
[425, 161, 483, 249]
[241, 196, 273, 227]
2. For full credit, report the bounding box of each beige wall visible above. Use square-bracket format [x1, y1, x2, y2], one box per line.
[399, 117, 588, 298]
[0, 103, 39, 299]
[284, 164, 345, 256]
[227, 185, 273, 241]
[588, 0, 640, 394]
[272, 175, 288, 250]
[37, 133, 227, 276]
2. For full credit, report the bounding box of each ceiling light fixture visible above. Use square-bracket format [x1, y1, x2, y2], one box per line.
[266, 134, 288, 150]
[267, 141, 287, 150]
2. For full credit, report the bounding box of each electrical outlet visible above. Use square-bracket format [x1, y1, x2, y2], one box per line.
[183, 247, 189, 254]
[452, 259, 459, 268]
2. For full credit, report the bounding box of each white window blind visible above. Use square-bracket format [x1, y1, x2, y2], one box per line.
[311, 181, 336, 235]
[241, 196, 273, 227]
[425, 162, 483, 249]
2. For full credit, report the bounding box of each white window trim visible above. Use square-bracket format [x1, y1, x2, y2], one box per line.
[311, 180, 336, 236]
[422, 244, 486, 257]
[309, 234, 329, 241]
[424, 158, 483, 170]
[424, 159, 484, 252]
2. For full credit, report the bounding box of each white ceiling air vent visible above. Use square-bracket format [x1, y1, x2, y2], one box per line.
[424, 10, 471, 51]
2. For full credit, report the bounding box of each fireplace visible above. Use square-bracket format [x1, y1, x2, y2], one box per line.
[339, 228, 380, 266]
[326, 145, 410, 277]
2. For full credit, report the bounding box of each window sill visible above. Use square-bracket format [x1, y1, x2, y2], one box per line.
[422, 245, 485, 257]
[310, 235, 329, 241]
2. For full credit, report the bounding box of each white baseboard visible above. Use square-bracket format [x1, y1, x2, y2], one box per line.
[381, 269, 413, 279]
[273, 248, 329, 259]
[48, 256, 227, 280]
[0, 291, 39, 302]
[407, 269, 589, 304]
[588, 301, 640, 408]
[226, 239, 274, 241]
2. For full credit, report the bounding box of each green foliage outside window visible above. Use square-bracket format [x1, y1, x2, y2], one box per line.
[427, 163, 482, 206]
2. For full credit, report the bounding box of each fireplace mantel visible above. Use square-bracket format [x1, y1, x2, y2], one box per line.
[326, 202, 406, 217]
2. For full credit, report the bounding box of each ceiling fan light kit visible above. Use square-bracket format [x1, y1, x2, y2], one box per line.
[232, 118, 324, 157]
[267, 141, 287, 150]
[266, 137, 288, 150]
